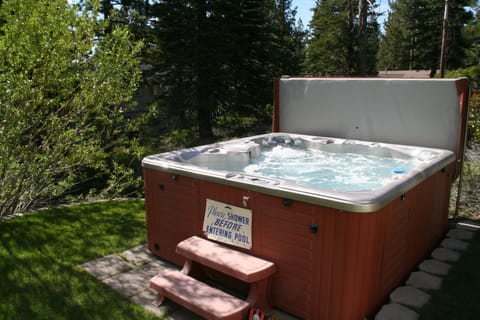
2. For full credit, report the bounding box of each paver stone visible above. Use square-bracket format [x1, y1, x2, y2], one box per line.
[390, 286, 430, 308]
[431, 247, 461, 262]
[120, 244, 154, 266]
[406, 271, 442, 290]
[447, 229, 474, 241]
[375, 303, 419, 320]
[80, 254, 133, 280]
[102, 268, 153, 297]
[419, 259, 451, 276]
[440, 238, 469, 251]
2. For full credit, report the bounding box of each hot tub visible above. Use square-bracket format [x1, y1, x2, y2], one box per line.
[143, 78, 470, 319]
[143, 133, 455, 213]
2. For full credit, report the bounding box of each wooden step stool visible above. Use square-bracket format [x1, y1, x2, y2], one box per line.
[150, 236, 276, 320]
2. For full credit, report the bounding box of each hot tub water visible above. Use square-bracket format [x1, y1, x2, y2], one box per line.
[243, 145, 416, 192]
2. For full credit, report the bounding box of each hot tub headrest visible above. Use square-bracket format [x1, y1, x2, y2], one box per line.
[273, 77, 469, 178]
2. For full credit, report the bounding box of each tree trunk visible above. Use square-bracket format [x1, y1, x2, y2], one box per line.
[439, 0, 449, 78]
[195, 0, 214, 140]
[197, 95, 214, 140]
[357, 0, 368, 75]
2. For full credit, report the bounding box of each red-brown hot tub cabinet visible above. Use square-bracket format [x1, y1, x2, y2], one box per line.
[144, 78, 469, 319]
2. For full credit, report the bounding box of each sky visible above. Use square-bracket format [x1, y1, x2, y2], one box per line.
[292, 0, 391, 27]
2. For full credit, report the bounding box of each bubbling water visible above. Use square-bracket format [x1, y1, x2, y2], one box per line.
[242, 145, 416, 192]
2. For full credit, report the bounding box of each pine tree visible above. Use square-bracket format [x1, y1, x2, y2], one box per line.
[464, 4, 480, 66]
[272, 0, 307, 76]
[303, 0, 380, 75]
[357, 0, 381, 74]
[443, 0, 476, 69]
[150, 0, 305, 141]
[377, 0, 473, 74]
[304, 0, 356, 75]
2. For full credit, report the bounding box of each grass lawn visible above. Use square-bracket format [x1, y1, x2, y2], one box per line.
[418, 229, 480, 320]
[0, 200, 160, 320]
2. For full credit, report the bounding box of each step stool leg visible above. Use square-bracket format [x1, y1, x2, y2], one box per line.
[181, 258, 193, 274]
[246, 278, 272, 312]
[152, 294, 165, 307]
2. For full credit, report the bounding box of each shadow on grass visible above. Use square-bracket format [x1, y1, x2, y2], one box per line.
[0, 200, 160, 320]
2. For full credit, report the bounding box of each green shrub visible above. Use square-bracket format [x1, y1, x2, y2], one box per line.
[0, 0, 143, 216]
[446, 67, 480, 142]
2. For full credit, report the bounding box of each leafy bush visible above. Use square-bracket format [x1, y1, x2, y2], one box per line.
[0, 0, 144, 216]
[445, 66, 480, 88]
[446, 67, 480, 142]
[467, 92, 480, 142]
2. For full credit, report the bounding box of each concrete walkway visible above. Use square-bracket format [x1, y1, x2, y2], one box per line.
[80, 220, 479, 320]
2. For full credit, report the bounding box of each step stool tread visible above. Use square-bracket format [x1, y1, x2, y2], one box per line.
[176, 236, 276, 282]
[150, 269, 249, 320]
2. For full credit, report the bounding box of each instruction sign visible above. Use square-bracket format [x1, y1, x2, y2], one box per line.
[203, 199, 252, 249]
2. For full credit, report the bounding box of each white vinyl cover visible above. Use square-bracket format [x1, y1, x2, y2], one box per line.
[278, 78, 462, 154]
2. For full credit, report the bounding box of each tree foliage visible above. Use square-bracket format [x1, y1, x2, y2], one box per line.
[377, 0, 474, 74]
[148, 0, 305, 141]
[303, 0, 380, 75]
[0, 0, 143, 216]
[464, 3, 480, 66]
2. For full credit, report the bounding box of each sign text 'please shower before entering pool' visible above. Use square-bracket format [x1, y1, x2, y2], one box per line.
[203, 199, 252, 249]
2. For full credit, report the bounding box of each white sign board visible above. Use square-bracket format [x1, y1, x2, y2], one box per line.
[203, 199, 252, 249]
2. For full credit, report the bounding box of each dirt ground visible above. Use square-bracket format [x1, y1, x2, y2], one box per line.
[450, 142, 480, 221]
